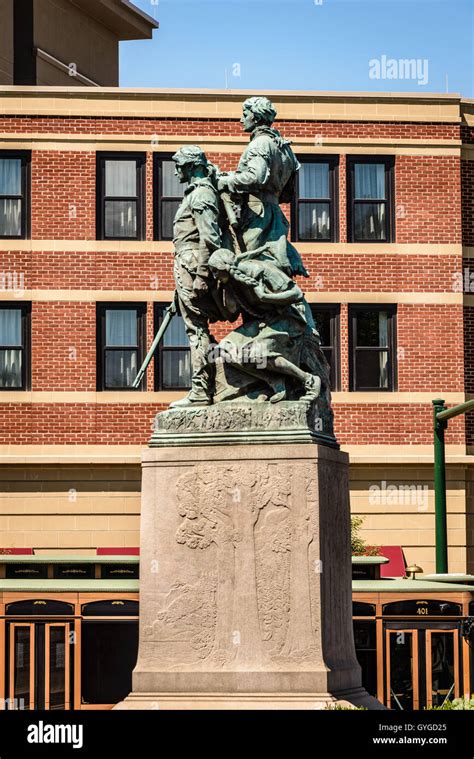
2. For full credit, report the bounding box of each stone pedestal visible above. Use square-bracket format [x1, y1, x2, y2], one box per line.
[115, 402, 383, 709]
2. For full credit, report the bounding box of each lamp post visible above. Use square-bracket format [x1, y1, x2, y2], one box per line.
[432, 399, 448, 574]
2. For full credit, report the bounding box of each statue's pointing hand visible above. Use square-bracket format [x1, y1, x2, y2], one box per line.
[217, 175, 233, 193]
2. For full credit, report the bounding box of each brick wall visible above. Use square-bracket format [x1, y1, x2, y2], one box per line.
[0, 400, 464, 446]
[31, 151, 96, 240]
[0, 116, 460, 140]
[0, 109, 470, 451]
[25, 150, 464, 245]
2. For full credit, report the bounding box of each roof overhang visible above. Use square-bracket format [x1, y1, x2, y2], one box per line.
[71, 0, 158, 40]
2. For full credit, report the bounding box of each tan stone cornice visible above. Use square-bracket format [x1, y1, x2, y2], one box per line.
[0, 290, 463, 305]
[0, 240, 461, 256]
[0, 88, 463, 122]
[0, 391, 464, 404]
[0, 443, 470, 466]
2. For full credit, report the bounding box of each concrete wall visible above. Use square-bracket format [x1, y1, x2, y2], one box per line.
[34, 0, 119, 85]
[0, 465, 141, 551]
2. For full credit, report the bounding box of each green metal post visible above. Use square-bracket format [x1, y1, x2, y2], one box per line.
[432, 399, 448, 573]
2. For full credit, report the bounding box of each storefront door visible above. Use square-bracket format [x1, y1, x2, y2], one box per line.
[385, 624, 460, 710]
[7, 621, 72, 710]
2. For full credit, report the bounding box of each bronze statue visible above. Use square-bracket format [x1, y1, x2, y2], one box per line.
[136, 99, 330, 408]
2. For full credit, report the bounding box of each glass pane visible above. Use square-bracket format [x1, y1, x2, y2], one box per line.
[0, 198, 21, 237]
[105, 200, 137, 239]
[49, 627, 66, 710]
[430, 633, 455, 708]
[0, 309, 21, 346]
[13, 627, 31, 710]
[81, 620, 138, 704]
[105, 349, 138, 388]
[299, 163, 329, 199]
[354, 622, 378, 697]
[354, 202, 386, 240]
[0, 159, 21, 195]
[356, 311, 388, 347]
[105, 160, 137, 197]
[162, 349, 191, 389]
[162, 160, 186, 197]
[312, 310, 332, 347]
[162, 200, 182, 239]
[162, 314, 189, 347]
[323, 348, 335, 389]
[354, 163, 385, 199]
[389, 632, 414, 710]
[106, 309, 137, 347]
[356, 349, 388, 389]
[298, 202, 330, 240]
[0, 349, 22, 388]
[322, 347, 333, 370]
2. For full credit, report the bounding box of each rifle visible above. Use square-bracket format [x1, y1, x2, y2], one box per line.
[219, 190, 243, 255]
[132, 291, 179, 389]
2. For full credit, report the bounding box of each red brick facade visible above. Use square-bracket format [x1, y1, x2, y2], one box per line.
[0, 95, 472, 451]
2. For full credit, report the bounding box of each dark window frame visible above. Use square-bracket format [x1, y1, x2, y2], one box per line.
[0, 301, 31, 391]
[347, 156, 395, 243]
[349, 304, 397, 392]
[0, 151, 31, 240]
[153, 153, 186, 241]
[154, 302, 191, 391]
[96, 303, 146, 391]
[310, 303, 340, 391]
[96, 153, 146, 241]
[291, 155, 339, 243]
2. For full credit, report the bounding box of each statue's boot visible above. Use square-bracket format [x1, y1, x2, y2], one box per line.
[302, 374, 321, 400]
[269, 379, 287, 404]
[169, 392, 212, 409]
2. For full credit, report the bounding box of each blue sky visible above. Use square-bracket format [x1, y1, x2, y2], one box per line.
[120, 0, 473, 96]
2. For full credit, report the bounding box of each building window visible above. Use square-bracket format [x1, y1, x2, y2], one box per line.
[293, 157, 338, 242]
[347, 157, 395, 242]
[311, 305, 340, 390]
[97, 304, 146, 390]
[349, 305, 397, 391]
[154, 304, 191, 390]
[97, 154, 145, 240]
[154, 156, 186, 241]
[0, 152, 30, 239]
[0, 304, 30, 390]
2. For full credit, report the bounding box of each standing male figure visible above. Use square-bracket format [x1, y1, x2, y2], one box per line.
[169, 146, 228, 408]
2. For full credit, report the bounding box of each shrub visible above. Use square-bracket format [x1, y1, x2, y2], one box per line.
[426, 696, 474, 710]
[351, 516, 380, 557]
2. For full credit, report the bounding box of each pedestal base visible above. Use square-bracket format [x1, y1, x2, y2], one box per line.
[115, 688, 384, 710]
[115, 403, 383, 710]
